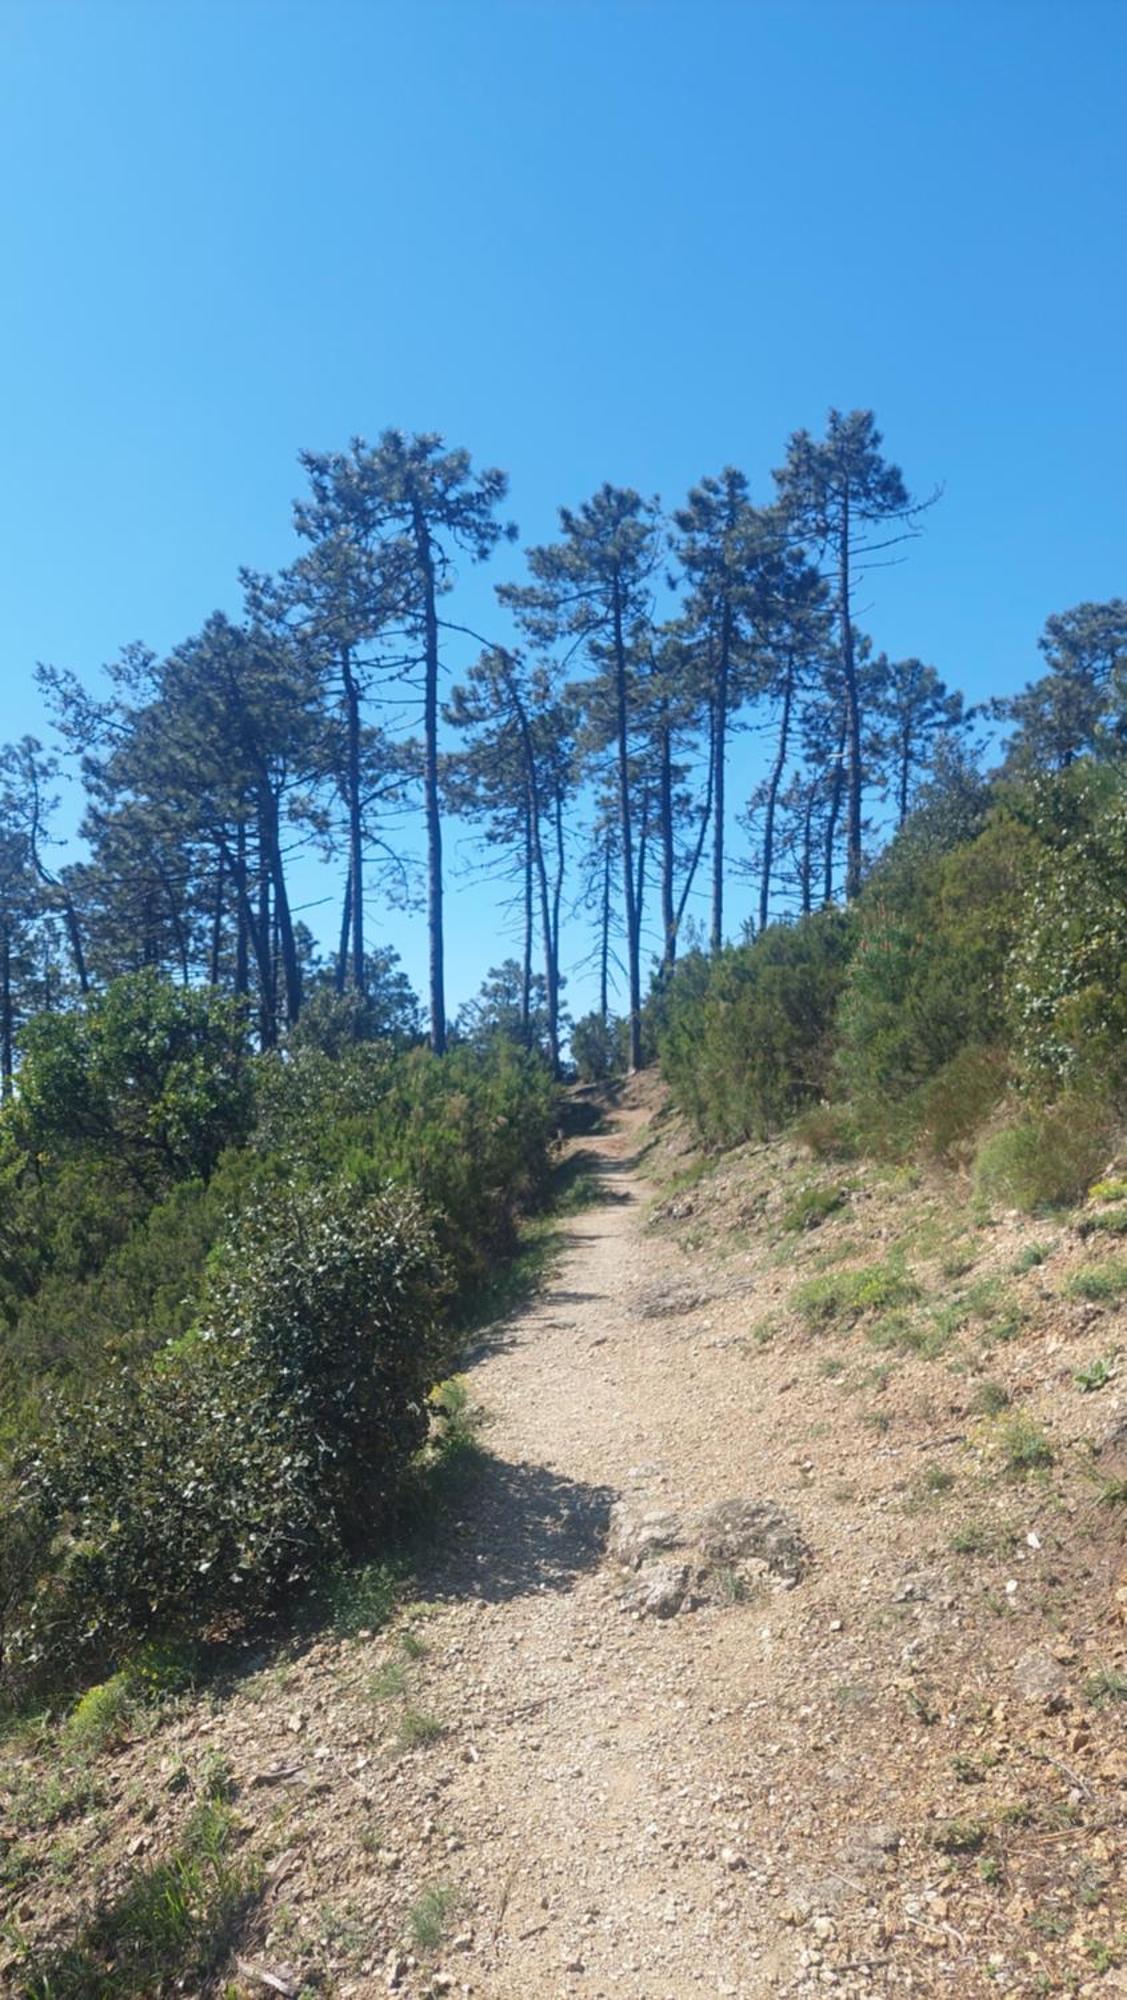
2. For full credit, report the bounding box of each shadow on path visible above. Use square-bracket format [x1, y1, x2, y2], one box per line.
[421, 1454, 614, 1606]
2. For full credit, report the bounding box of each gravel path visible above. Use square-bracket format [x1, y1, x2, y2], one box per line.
[403, 1089, 813, 1999]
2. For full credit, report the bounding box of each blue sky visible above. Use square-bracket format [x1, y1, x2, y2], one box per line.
[2, 0, 1125, 1018]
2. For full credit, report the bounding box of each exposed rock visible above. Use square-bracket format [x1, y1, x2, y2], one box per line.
[608, 1499, 685, 1570]
[621, 1561, 690, 1618]
[693, 1497, 811, 1580]
[1013, 1645, 1068, 1706]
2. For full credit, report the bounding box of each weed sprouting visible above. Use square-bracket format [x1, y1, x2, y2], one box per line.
[408, 1883, 458, 1951]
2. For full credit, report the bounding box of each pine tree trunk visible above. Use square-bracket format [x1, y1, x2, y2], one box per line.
[1, 926, 12, 1100]
[342, 646, 365, 991]
[599, 844, 611, 1025]
[413, 504, 446, 1054]
[335, 864, 351, 993]
[234, 817, 249, 997]
[521, 791, 533, 1038]
[60, 889, 89, 995]
[801, 784, 816, 915]
[612, 582, 641, 1069]
[260, 781, 302, 1027]
[711, 606, 732, 953]
[839, 492, 863, 900]
[823, 709, 848, 904]
[659, 710, 675, 976]
[759, 654, 795, 934]
[254, 819, 275, 1048]
[209, 849, 225, 987]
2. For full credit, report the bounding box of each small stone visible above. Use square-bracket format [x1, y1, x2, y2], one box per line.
[720, 1846, 746, 1871]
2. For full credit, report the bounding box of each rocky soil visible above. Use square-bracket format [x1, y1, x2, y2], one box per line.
[3, 1078, 1125, 1997]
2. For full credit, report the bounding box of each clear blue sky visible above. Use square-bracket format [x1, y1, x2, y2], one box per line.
[2, 0, 1125, 1017]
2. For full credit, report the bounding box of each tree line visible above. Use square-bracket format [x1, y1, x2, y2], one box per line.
[2, 409, 1123, 1086]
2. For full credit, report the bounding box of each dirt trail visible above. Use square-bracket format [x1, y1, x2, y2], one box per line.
[388, 1084, 835, 1999]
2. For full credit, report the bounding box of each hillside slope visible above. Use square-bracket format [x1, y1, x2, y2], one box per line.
[2, 1079, 1124, 1998]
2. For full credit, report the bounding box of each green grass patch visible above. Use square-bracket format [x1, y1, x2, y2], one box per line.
[793, 1258, 921, 1330]
[1077, 1202, 1127, 1238]
[16, 1799, 260, 1998]
[930, 1817, 987, 1855]
[367, 1662, 408, 1701]
[1012, 1241, 1050, 1272]
[1083, 1666, 1127, 1704]
[1074, 1352, 1119, 1392]
[1065, 1258, 1127, 1304]
[63, 1673, 136, 1756]
[781, 1183, 848, 1233]
[969, 1378, 1011, 1417]
[974, 1096, 1115, 1213]
[407, 1883, 458, 1951]
[998, 1414, 1054, 1476]
[396, 1708, 446, 1750]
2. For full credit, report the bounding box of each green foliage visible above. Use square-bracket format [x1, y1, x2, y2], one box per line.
[63, 1672, 136, 1754]
[1065, 1259, 1127, 1303]
[792, 1257, 920, 1329]
[781, 1182, 848, 1232]
[285, 958, 422, 1055]
[660, 915, 853, 1147]
[12, 970, 253, 1190]
[252, 1038, 556, 1306]
[835, 812, 1034, 1152]
[997, 1414, 1054, 1475]
[3, 1184, 443, 1695]
[569, 1010, 629, 1082]
[1008, 764, 1127, 1090]
[408, 1882, 458, 1950]
[974, 1095, 1115, 1211]
[17, 1797, 260, 1998]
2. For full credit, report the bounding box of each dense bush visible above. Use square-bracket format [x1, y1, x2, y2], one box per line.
[3, 1184, 443, 1692]
[12, 969, 253, 1190]
[659, 915, 853, 1147]
[570, 1011, 629, 1082]
[0, 977, 557, 1701]
[1008, 765, 1127, 1091]
[659, 759, 1127, 1171]
[973, 1094, 1117, 1212]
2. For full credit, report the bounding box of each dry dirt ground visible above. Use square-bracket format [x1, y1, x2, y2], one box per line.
[3, 1078, 1125, 1999]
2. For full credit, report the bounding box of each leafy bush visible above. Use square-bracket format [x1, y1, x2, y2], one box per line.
[1008, 764, 1127, 1091]
[2, 1184, 443, 1696]
[12, 970, 253, 1190]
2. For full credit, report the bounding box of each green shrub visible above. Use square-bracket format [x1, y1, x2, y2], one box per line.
[974, 1095, 1116, 1211]
[660, 914, 853, 1148]
[570, 1011, 629, 1082]
[18, 1796, 260, 1997]
[1008, 765, 1127, 1092]
[998, 1414, 1054, 1475]
[2, 1183, 443, 1697]
[63, 1672, 136, 1754]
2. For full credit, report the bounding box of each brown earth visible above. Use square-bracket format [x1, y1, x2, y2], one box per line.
[3, 1077, 1125, 1998]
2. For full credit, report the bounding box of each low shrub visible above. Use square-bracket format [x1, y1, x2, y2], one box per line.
[1065, 1259, 1127, 1304]
[974, 1095, 1117, 1211]
[793, 1258, 921, 1329]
